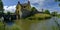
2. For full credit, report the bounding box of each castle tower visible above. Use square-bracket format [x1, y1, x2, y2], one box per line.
[27, 1, 31, 11]
[15, 1, 22, 19]
[21, 0, 31, 11]
[15, 0, 31, 19]
[28, 1, 30, 5]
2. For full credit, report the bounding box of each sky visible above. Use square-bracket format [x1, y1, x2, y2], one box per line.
[2, 0, 60, 13]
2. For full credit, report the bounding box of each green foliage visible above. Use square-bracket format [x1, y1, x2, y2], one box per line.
[57, 14, 60, 18]
[0, 0, 3, 9]
[7, 12, 11, 15]
[31, 7, 37, 11]
[57, 0, 60, 1]
[0, 0, 4, 14]
[59, 4, 60, 6]
[55, 0, 57, 1]
[51, 11, 58, 16]
[26, 14, 51, 20]
[55, 0, 60, 6]
[55, 0, 60, 2]
[44, 10, 50, 14]
[30, 7, 38, 15]
[0, 22, 21, 30]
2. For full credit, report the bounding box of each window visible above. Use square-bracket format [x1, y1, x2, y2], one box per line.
[18, 11, 19, 13]
[24, 6, 26, 8]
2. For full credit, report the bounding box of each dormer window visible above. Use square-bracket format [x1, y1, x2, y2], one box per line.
[24, 6, 26, 8]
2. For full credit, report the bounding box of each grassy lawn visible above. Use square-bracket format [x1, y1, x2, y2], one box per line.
[57, 15, 60, 18]
[25, 13, 51, 20]
[0, 22, 4, 30]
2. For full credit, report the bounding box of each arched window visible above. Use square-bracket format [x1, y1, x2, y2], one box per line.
[18, 11, 19, 13]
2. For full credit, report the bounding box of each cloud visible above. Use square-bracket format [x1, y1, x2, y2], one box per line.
[3, 0, 45, 13]
[30, 0, 60, 13]
[30, 0, 45, 10]
[3, 0, 60, 13]
[30, 0, 45, 3]
[4, 5, 16, 13]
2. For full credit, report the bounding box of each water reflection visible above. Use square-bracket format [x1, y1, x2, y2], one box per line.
[30, 17, 59, 30]
[6, 21, 14, 26]
[5, 17, 60, 30]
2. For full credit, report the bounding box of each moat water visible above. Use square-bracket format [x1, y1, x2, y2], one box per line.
[5, 17, 60, 30]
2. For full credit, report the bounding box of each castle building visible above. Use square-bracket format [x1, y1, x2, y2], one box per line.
[15, 0, 31, 19]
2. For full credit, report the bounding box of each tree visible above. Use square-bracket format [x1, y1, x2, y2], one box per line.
[31, 7, 38, 14]
[51, 11, 58, 16]
[44, 10, 50, 14]
[55, 0, 60, 6]
[0, 0, 4, 14]
[55, 0, 60, 2]
[7, 12, 11, 15]
[31, 7, 37, 11]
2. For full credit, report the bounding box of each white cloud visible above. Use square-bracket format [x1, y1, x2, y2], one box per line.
[4, 5, 16, 13]
[30, 0, 45, 5]
[3, 0, 45, 13]
[30, 0, 45, 3]
[30, 0, 60, 13]
[3, 0, 59, 13]
[30, 0, 45, 10]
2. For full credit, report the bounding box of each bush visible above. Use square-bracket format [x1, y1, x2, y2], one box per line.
[26, 14, 51, 20]
[44, 10, 50, 14]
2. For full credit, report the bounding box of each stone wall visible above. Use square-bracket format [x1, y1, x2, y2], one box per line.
[21, 9, 31, 18]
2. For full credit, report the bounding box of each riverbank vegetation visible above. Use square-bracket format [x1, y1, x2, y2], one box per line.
[0, 22, 4, 30]
[51, 11, 60, 18]
[0, 22, 21, 30]
[25, 13, 51, 20]
[57, 14, 60, 18]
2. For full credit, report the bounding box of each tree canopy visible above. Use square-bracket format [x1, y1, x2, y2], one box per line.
[55, 0, 60, 6]
[51, 11, 58, 16]
[0, 0, 3, 9]
[31, 7, 37, 11]
[0, 0, 4, 13]
[44, 10, 50, 14]
[55, 0, 60, 2]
